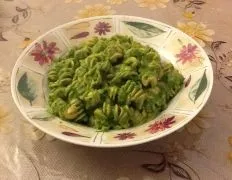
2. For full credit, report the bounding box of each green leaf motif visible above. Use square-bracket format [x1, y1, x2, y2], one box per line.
[31, 112, 53, 121]
[17, 72, 37, 106]
[123, 21, 165, 38]
[188, 70, 208, 103]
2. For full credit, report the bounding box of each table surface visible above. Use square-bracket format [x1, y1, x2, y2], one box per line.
[0, 0, 232, 179]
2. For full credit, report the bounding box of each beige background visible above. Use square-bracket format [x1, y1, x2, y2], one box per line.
[0, 0, 232, 179]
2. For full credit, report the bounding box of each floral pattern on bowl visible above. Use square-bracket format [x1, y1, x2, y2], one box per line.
[11, 15, 213, 148]
[60, 18, 115, 47]
[163, 32, 209, 73]
[19, 32, 67, 74]
[15, 67, 46, 108]
[101, 112, 188, 145]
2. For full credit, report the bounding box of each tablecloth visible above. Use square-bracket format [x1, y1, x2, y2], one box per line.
[0, 0, 232, 179]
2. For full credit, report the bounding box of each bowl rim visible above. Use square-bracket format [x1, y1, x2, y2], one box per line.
[11, 15, 214, 148]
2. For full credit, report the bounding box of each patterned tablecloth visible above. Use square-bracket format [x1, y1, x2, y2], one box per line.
[0, 0, 232, 179]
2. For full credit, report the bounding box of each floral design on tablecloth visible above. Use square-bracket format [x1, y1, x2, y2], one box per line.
[0, 0, 33, 41]
[64, 0, 82, 3]
[228, 136, 232, 161]
[177, 21, 215, 47]
[173, 0, 215, 51]
[135, 142, 206, 180]
[175, 0, 206, 10]
[0, 68, 10, 93]
[134, 0, 170, 10]
[0, 68, 11, 134]
[19, 37, 33, 49]
[76, 4, 116, 18]
[0, 105, 12, 134]
[173, 0, 206, 20]
[107, 0, 128, 5]
[208, 41, 232, 93]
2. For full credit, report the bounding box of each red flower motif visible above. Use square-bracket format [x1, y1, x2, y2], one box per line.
[114, 132, 136, 140]
[176, 44, 198, 64]
[30, 40, 60, 65]
[146, 116, 175, 134]
[94, 22, 111, 36]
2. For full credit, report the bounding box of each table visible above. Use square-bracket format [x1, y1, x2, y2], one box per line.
[0, 0, 232, 179]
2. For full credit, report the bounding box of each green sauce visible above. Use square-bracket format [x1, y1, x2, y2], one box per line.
[47, 35, 184, 131]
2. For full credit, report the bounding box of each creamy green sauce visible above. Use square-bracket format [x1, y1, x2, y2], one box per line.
[47, 35, 184, 131]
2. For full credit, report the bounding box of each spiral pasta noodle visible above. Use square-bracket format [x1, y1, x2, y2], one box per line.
[47, 35, 184, 131]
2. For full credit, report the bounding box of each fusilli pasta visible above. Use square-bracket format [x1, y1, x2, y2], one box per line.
[47, 35, 184, 131]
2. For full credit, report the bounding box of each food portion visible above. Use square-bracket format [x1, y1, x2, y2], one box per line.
[47, 35, 184, 131]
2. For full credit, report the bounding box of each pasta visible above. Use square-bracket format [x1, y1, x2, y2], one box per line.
[47, 35, 184, 131]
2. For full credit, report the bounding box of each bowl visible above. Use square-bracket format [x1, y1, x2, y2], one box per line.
[11, 15, 213, 148]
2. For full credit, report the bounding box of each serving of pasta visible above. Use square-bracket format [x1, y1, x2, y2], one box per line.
[47, 35, 184, 131]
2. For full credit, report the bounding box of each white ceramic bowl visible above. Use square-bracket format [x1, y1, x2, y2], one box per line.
[11, 15, 213, 148]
